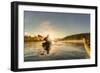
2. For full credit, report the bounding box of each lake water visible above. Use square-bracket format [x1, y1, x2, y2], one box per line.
[24, 41, 86, 62]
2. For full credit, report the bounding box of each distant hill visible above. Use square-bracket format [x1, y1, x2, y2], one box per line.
[24, 33, 90, 42]
[24, 35, 44, 42]
[62, 33, 90, 40]
[61, 33, 90, 47]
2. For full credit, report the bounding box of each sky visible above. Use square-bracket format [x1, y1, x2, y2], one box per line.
[24, 11, 90, 39]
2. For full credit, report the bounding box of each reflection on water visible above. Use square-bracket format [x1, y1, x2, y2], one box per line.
[24, 41, 86, 62]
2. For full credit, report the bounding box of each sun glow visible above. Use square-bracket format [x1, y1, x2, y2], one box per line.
[25, 21, 63, 40]
[38, 21, 56, 40]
